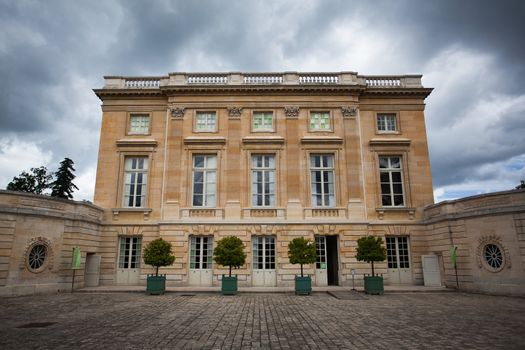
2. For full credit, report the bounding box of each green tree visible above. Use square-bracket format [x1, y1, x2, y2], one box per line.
[355, 236, 387, 276]
[6, 166, 52, 194]
[213, 236, 246, 277]
[143, 238, 176, 276]
[50, 158, 78, 199]
[516, 180, 525, 190]
[288, 237, 317, 277]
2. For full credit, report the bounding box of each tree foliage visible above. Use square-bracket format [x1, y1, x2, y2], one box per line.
[355, 236, 387, 276]
[50, 158, 79, 199]
[6, 166, 52, 195]
[143, 238, 176, 276]
[288, 237, 317, 277]
[516, 180, 525, 190]
[213, 236, 246, 277]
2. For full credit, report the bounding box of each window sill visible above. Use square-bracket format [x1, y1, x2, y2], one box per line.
[111, 207, 152, 221]
[116, 138, 158, 148]
[375, 207, 416, 220]
[243, 208, 286, 218]
[304, 207, 347, 219]
[180, 208, 224, 219]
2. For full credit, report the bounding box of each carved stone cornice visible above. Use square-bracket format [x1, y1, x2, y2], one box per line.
[284, 106, 299, 119]
[341, 106, 358, 118]
[170, 106, 185, 119]
[227, 107, 243, 120]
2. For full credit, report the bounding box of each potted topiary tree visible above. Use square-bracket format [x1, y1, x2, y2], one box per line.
[213, 236, 246, 295]
[355, 235, 387, 295]
[288, 237, 317, 295]
[143, 238, 175, 295]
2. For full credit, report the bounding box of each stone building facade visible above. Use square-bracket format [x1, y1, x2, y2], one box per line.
[1, 71, 523, 296]
[92, 72, 434, 288]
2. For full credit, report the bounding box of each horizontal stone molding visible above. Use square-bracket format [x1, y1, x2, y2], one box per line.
[116, 139, 158, 148]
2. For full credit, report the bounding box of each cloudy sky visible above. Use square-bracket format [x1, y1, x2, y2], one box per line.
[1, 0, 524, 202]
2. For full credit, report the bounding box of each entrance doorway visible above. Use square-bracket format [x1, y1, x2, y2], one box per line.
[252, 236, 276, 286]
[315, 235, 339, 286]
[116, 236, 142, 285]
[386, 236, 413, 284]
[189, 236, 213, 286]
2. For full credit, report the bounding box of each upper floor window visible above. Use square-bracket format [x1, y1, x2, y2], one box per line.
[123, 157, 148, 207]
[192, 155, 217, 207]
[377, 113, 397, 132]
[251, 154, 276, 206]
[195, 112, 217, 132]
[379, 156, 405, 206]
[129, 114, 150, 134]
[252, 112, 274, 132]
[309, 112, 331, 131]
[310, 154, 335, 207]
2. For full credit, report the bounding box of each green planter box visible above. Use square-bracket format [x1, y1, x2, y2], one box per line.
[146, 274, 166, 295]
[221, 275, 238, 295]
[364, 275, 384, 295]
[295, 276, 312, 295]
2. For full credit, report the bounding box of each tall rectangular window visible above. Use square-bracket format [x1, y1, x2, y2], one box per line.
[309, 112, 331, 131]
[252, 236, 275, 270]
[192, 155, 217, 207]
[123, 157, 148, 207]
[118, 236, 142, 269]
[377, 113, 397, 132]
[190, 236, 213, 269]
[252, 112, 274, 132]
[251, 155, 275, 206]
[386, 236, 410, 269]
[379, 156, 405, 206]
[315, 236, 327, 269]
[129, 114, 150, 134]
[310, 154, 335, 207]
[195, 112, 217, 132]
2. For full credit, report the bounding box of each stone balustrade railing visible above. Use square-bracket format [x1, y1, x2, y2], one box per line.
[103, 72, 423, 89]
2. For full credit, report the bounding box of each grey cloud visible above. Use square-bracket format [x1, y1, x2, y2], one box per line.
[0, 0, 524, 199]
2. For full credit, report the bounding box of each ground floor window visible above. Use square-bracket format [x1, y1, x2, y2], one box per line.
[315, 236, 326, 269]
[386, 236, 410, 269]
[252, 236, 275, 270]
[190, 236, 213, 269]
[118, 236, 142, 269]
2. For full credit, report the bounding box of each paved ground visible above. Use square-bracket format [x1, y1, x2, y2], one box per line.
[1, 291, 524, 349]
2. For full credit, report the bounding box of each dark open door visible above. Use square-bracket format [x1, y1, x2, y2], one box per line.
[326, 235, 339, 285]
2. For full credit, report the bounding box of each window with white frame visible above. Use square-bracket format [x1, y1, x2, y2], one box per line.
[252, 112, 274, 132]
[129, 114, 150, 134]
[123, 157, 148, 207]
[309, 112, 331, 131]
[377, 113, 397, 132]
[310, 154, 335, 207]
[379, 156, 405, 206]
[192, 155, 217, 207]
[252, 236, 275, 270]
[251, 154, 275, 206]
[190, 236, 213, 269]
[195, 112, 217, 132]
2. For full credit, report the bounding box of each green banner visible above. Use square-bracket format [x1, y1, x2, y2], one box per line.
[450, 246, 457, 268]
[72, 247, 81, 269]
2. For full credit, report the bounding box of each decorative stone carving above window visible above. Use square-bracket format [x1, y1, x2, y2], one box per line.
[476, 235, 510, 272]
[227, 106, 243, 119]
[170, 107, 185, 119]
[341, 106, 358, 118]
[284, 106, 299, 119]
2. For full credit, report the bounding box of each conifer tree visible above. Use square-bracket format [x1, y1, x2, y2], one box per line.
[50, 158, 79, 199]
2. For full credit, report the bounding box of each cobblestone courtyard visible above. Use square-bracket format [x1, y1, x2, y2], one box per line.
[1, 291, 524, 349]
